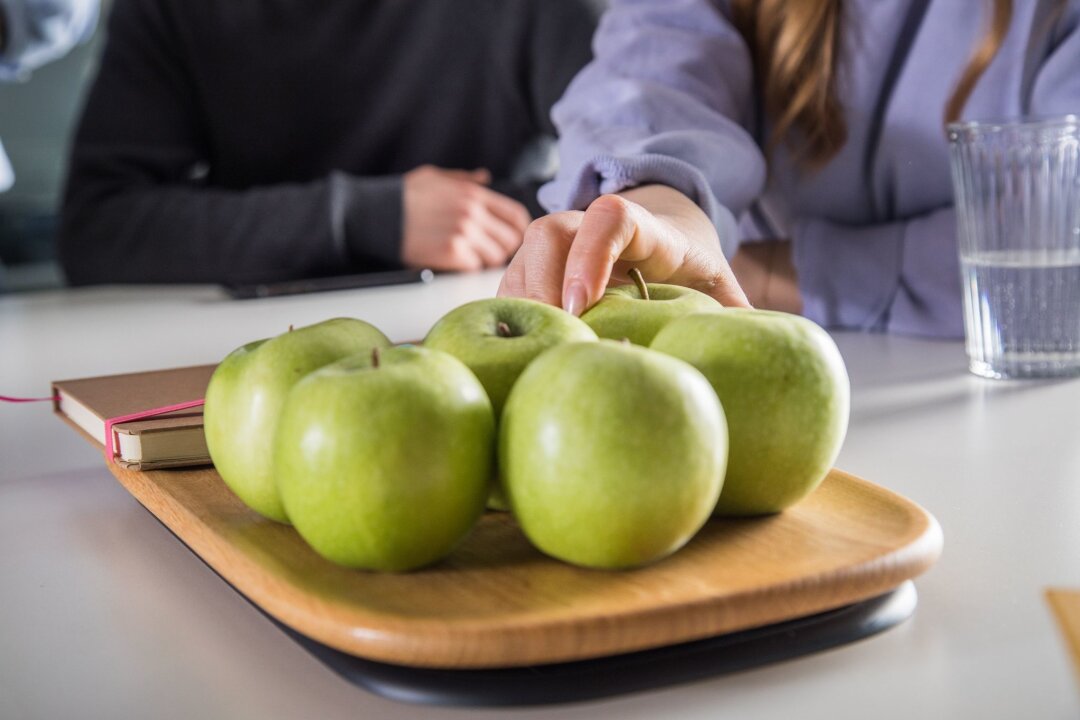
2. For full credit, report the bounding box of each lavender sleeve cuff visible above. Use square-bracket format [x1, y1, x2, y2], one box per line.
[537, 0, 766, 261]
[540, 152, 742, 258]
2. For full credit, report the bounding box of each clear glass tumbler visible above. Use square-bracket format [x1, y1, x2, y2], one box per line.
[949, 116, 1080, 379]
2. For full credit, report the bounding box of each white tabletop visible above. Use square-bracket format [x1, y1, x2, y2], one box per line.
[2, 271, 1078, 720]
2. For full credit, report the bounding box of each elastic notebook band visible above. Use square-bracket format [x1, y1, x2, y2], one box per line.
[1, 395, 59, 403]
[104, 399, 205, 464]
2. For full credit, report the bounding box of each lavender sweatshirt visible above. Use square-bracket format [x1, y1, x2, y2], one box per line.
[541, 0, 1080, 337]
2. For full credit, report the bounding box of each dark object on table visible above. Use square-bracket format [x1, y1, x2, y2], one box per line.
[277, 582, 918, 707]
[224, 268, 433, 299]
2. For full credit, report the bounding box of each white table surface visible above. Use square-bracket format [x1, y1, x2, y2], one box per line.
[2, 270, 1078, 720]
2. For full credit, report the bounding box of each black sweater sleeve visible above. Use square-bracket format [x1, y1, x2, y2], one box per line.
[58, 0, 401, 285]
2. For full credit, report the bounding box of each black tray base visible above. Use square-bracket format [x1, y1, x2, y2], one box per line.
[151, 514, 917, 708]
[278, 581, 917, 708]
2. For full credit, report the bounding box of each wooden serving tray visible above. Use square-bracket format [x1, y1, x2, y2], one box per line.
[103, 463, 942, 669]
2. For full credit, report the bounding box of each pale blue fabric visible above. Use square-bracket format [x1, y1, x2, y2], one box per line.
[0, 138, 11, 191]
[542, 0, 1080, 337]
[0, 0, 97, 80]
[0, 0, 97, 191]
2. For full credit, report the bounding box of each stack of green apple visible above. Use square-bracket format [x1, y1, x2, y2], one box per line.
[204, 273, 849, 573]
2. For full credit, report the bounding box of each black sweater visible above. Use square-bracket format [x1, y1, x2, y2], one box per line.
[59, 0, 602, 285]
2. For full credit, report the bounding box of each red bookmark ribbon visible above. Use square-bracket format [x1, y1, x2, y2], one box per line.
[4, 393, 206, 463]
[103, 399, 206, 463]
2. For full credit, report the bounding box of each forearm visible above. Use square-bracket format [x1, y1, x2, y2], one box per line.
[59, 173, 404, 285]
[60, 181, 342, 285]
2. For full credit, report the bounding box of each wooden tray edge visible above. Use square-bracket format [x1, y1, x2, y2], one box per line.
[105, 463, 942, 669]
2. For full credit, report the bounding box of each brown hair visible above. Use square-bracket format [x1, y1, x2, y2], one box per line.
[730, 0, 1015, 170]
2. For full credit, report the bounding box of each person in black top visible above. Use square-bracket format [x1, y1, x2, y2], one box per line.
[58, 0, 603, 285]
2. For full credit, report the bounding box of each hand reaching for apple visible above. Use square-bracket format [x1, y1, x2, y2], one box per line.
[497, 185, 752, 316]
[402, 165, 532, 272]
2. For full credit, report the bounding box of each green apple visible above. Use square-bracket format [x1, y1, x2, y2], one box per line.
[204, 318, 391, 523]
[424, 297, 598, 509]
[580, 270, 721, 346]
[651, 309, 849, 516]
[500, 340, 728, 569]
[423, 297, 598, 418]
[273, 346, 494, 571]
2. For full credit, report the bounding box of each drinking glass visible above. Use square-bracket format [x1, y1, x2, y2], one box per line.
[948, 115, 1080, 379]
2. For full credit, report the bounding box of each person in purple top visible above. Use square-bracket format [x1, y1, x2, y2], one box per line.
[499, 0, 1080, 337]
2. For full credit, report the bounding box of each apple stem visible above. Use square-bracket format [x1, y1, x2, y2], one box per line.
[629, 268, 649, 301]
[288, 324, 294, 332]
[371, 346, 381, 368]
[496, 321, 513, 338]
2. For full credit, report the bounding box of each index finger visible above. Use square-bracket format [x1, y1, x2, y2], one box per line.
[521, 212, 582, 307]
[561, 195, 651, 316]
[497, 211, 583, 306]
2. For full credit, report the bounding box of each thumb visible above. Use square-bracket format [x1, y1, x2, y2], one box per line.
[467, 168, 492, 185]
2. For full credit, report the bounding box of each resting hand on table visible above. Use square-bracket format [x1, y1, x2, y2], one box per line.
[497, 185, 751, 316]
[402, 165, 532, 272]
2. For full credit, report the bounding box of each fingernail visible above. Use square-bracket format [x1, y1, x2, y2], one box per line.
[563, 282, 587, 316]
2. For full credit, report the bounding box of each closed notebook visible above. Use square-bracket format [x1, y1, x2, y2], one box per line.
[53, 365, 216, 470]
